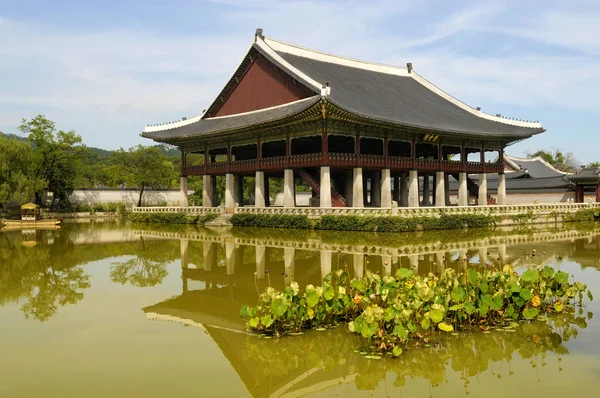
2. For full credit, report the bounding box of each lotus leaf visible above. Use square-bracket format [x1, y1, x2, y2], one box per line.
[438, 322, 454, 332]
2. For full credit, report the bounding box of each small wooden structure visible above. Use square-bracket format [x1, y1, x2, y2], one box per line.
[0, 203, 61, 229]
[21, 202, 41, 221]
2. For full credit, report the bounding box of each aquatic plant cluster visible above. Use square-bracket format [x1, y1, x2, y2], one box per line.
[241, 265, 593, 356]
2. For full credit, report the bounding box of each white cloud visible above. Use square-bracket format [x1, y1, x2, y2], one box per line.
[0, 0, 598, 152]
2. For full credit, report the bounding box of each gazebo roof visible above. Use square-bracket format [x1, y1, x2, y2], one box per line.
[143, 31, 544, 144]
[21, 202, 39, 210]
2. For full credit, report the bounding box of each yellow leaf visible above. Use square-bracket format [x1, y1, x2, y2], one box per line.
[438, 322, 454, 332]
[532, 295, 541, 307]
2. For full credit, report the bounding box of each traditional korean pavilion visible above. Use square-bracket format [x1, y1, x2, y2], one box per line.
[142, 29, 544, 209]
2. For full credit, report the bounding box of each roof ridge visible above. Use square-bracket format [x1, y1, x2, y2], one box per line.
[256, 36, 323, 90]
[207, 96, 320, 120]
[264, 36, 410, 76]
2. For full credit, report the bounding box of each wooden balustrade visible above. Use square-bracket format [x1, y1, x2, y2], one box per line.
[183, 153, 502, 175]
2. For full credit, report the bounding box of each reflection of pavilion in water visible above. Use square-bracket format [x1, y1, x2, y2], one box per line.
[140, 227, 599, 398]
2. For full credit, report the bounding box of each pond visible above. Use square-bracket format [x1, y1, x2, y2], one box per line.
[1, 220, 599, 397]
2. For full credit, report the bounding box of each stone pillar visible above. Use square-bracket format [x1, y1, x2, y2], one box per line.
[435, 171, 445, 207]
[478, 173, 487, 206]
[234, 175, 244, 207]
[458, 249, 467, 273]
[393, 176, 400, 204]
[284, 169, 295, 207]
[458, 172, 468, 206]
[320, 166, 332, 208]
[284, 248, 295, 281]
[255, 245, 266, 279]
[225, 173, 235, 209]
[409, 254, 419, 270]
[353, 254, 364, 278]
[382, 255, 392, 276]
[203, 241, 216, 272]
[381, 169, 392, 208]
[400, 173, 408, 207]
[180, 238, 189, 270]
[180, 176, 188, 207]
[479, 247, 488, 267]
[225, 239, 236, 275]
[320, 250, 332, 279]
[344, 170, 353, 207]
[498, 244, 507, 264]
[203, 175, 216, 207]
[435, 252, 445, 274]
[408, 170, 419, 207]
[497, 173, 506, 205]
[371, 171, 381, 207]
[422, 174, 430, 206]
[255, 171, 265, 207]
[352, 168, 364, 207]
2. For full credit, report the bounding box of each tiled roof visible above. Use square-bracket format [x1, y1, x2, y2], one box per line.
[142, 96, 320, 141]
[566, 168, 600, 184]
[503, 155, 566, 178]
[142, 32, 545, 142]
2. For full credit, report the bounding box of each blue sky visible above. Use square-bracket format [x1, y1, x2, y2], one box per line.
[1, 0, 598, 163]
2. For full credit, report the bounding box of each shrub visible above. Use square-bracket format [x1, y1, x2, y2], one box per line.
[129, 212, 218, 224]
[317, 214, 497, 232]
[230, 214, 313, 229]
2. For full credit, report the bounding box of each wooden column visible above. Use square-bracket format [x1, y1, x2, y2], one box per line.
[384, 133, 389, 168]
[226, 143, 231, 173]
[180, 150, 186, 176]
[480, 145, 485, 173]
[355, 130, 361, 165]
[460, 144, 466, 172]
[411, 138, 416, 169]
[322, 130, 328, 164]
[257, 137, 261, 170]
[286, 133, 290, 169]
[596, 185, 600, 203]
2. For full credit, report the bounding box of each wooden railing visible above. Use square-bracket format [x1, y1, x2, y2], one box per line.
[183, 153, 502, 175]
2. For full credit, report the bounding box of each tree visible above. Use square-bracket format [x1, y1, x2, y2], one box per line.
[112, 145, 177, 207]
[587, 161, 600, 168]
[0, 134, 44, 207]
[18, 115, 84, 209]
[526, 148, 580, 172]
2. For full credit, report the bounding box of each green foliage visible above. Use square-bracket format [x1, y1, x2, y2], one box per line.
[111, 146, 178, 207]
[69, 202, 130, 215]
[563, 208, 600, 222]
[129, 212, 218, 225]
[512, 211, 535, 225]
[242, 264, 591, 356]
[230, 214, 313, 229]
[0, 134, 43, 207]
[318, 214, 497, 232]
[19, 115, 85, 209]
[230, 213, 497, 232]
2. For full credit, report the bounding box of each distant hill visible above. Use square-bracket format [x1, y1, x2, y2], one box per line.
[1, 132, 179, 159]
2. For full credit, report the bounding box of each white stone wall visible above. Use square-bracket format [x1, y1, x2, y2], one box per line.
[68, 189, 191, 206]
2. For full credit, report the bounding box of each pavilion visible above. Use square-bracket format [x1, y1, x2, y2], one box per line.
[142, 29, 544, 209]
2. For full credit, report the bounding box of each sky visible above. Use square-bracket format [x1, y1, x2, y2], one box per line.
[0, 0, 599, 162]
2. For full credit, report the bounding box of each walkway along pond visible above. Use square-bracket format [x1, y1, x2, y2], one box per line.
[1, 220, 599, 397]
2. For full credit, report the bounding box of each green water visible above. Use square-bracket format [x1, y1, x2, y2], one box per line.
[1, 221, 599, 397]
